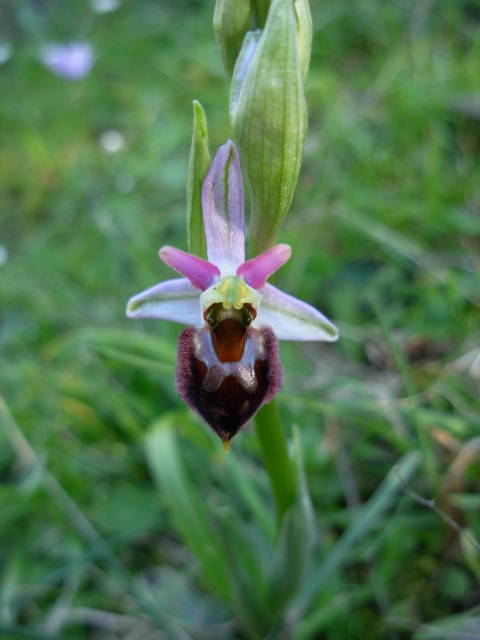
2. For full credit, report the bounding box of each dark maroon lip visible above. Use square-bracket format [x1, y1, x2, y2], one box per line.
[175, 306, 282, 442]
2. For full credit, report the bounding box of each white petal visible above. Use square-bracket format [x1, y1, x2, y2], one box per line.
[126, 278, 202, 326]
[253, 283, 338, 341]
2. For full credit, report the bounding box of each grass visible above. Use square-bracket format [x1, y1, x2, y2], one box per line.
[1, 0, 480, 638]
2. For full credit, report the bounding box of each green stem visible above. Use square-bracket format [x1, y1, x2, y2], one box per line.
[255, 398, 295, 519]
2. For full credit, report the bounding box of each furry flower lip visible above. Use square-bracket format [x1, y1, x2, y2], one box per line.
[126, 140, 338, 447]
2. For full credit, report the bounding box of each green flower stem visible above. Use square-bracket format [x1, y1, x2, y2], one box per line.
[255, 398, 295, 519]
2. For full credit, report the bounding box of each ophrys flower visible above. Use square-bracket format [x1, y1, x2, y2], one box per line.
[127, 141, 338, 448]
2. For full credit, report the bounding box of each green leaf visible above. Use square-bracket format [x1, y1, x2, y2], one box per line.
[294, 0, 312, 86]
[186, 101, 211, 260]
[251, 0, 270, 27]
[217, 507, 275, 637]
[47, 327, 177, 365]
[230, 0, 307, 255]
[214, 0, 252, 77]
[291, 450, 422, 617]
[413, 611, 480, 640]
[145, 415, 231, 600]
[254, 399, 295, 519]
[269, 425, 314, 614]
[230, 567, 276, 638]
[294, 586, 373, 640]
[0, 623, 74, 640]
[227, 452, 276, 543]
[460, 527, 480, 582]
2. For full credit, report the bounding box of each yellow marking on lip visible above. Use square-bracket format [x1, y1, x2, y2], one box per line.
[200, 275, 261, 314]
[220, 276, 247, 309]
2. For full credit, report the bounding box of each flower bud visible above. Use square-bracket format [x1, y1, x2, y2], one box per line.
[252, 0, 270, 28]
[230, 0, 308, 256]
[186, 101, 211, 260]
[294, 0, 312, 86]
[214, 0, 252, 77]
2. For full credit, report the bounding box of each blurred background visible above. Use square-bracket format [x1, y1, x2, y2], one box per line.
[1, 0, 480, 638]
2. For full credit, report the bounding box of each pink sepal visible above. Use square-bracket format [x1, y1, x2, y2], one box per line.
[236, 244, 291, 289]
[159, 246, 220, 291]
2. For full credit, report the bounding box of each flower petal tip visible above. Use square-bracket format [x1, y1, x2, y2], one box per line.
[329, 324, 340, 341]
[125, 299, 137, 318]
[159, 246, 220, 290]
[237, 243, 291, 288]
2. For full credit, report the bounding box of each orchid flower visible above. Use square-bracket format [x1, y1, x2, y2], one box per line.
[127, 140, 338, 448]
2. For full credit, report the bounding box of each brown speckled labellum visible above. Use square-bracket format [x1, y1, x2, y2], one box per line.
[175, 303, 282, 442]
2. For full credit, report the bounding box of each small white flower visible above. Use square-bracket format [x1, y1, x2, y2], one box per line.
[99, 130, 125, 154]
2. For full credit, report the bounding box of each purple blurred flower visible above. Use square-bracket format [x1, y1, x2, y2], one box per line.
[42, 42, 95, 80]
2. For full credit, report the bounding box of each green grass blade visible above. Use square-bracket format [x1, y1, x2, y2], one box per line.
[145, 415, 231, 600]
[255, 400, 295, 520]
[269, 425, 314, 614]
[48, 328, 177, 365]
[0, 397, 178, 639]
[0, 623, 73, 640]
[227, 453, 276, 543]
[291, 450, 421, 617]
